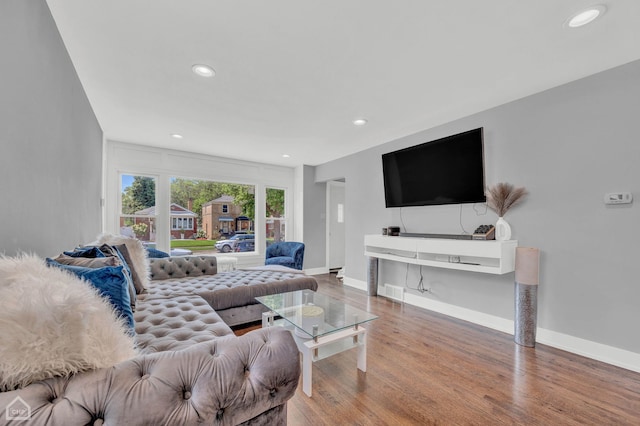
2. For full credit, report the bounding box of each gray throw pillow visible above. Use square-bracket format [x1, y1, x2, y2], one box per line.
[53, 254, 118, 268]
[113, 244, 146, 294]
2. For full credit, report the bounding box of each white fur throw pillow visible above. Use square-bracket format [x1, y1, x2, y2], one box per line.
[0, 254, 137, 391]
[97, 233, 150, 293]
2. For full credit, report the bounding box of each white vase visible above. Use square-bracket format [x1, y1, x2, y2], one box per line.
[495, 217, 512, 241]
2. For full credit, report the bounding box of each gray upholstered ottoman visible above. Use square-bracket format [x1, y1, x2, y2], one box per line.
[147, 256, 319, 326]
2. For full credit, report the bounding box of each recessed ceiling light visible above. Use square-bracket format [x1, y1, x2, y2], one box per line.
[566, 5, 606, 28]
[191, 64, 215, 77]
[353, 118, 368, 126]
[282, 154, 291, 158]
[170, 133, 184, 139]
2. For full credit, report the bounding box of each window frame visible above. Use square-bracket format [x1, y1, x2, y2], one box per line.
[104, 141, 295, 258]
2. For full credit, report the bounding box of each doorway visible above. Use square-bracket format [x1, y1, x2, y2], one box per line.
[326, 180, 346, 272]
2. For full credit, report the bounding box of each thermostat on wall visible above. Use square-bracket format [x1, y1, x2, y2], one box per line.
[604, 192, 633, 205]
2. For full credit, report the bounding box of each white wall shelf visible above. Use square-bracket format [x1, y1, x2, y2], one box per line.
[364, 235, 517, 275]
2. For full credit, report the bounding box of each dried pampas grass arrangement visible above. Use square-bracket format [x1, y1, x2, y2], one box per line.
[486, 182, 528, 217]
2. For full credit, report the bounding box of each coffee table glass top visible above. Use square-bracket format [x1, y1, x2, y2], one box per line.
[255, 290, 378, 339]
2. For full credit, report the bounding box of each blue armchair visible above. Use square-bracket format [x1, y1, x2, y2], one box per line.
[265, 242, 305, 270]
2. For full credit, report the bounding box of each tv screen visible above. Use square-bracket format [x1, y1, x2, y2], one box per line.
[382, 128, 486, 207]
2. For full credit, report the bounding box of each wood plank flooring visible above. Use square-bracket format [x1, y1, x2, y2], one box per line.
[278, 273, 640, 425]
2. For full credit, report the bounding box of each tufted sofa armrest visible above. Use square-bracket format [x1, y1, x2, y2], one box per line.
[0, 327, 299, 426]
[149, 256, 218, 281]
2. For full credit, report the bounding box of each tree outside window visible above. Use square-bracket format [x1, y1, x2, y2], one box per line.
[120, 175, 156, 242]
[266, 188, 286, 245]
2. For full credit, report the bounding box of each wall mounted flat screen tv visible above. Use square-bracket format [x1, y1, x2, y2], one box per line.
[382, 128, 486, 207]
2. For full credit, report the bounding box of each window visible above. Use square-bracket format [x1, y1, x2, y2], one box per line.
[171, 178, 255, 253]
[266, 187, 286, 244]
[171, 217, 193, 230]
[106, 142, 295, 258]
[119, 174, 156, 242]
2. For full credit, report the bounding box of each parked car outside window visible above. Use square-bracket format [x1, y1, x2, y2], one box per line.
[215, 234, 254, 253]
[234, 240, 255, 252]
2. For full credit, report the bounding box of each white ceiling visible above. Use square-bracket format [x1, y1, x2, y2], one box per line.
[46, 0, 640, 167]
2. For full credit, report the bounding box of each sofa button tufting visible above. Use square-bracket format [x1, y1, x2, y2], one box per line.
[270, 388, 277, 397]
[183, 390, 192, 400]
[216, 408, 224, 420]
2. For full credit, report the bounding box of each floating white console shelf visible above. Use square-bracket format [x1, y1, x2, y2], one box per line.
[364, 234, 517, 275]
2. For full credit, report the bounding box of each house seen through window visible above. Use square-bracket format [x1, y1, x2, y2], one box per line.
[171, 178, 256, 254]
[120, 174, 157, 243]
[119, 176, 283, 255]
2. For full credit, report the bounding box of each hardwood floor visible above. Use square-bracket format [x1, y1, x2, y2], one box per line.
[280, 273, 640, 425]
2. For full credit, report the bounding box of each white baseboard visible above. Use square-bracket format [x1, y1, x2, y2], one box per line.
[402, 291, 514, 334]
[341, 276, 640, 373]
[536, 329, 640, 373]
[304, 267, 330, 276]
[342, 276, 367, 291]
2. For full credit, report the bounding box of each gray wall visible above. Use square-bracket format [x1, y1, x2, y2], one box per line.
[0, 0, 103, 257]
[314, 59, 640, 354]
[302, 165, 327, 269]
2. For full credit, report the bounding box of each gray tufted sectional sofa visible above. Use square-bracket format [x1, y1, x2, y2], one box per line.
[144, 256, 319, 328]
[0, 256, 319, 425]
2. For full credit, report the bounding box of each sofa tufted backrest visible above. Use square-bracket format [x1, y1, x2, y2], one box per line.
[0, 327, 299, 425]
[149, 256, 217, 281]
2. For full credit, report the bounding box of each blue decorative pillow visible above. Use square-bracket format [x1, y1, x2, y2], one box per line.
[100, 244, 137, 308]
[46, 259, 135, 332]
[63, 246, 106, 258]
[59, 244, 137, 311]
[146, 247, 170, 258]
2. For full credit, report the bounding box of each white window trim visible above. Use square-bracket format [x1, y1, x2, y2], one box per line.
[104, 141, 295, 256]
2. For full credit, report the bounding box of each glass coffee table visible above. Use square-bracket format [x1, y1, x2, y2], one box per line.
[255, 290, 378, 397]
